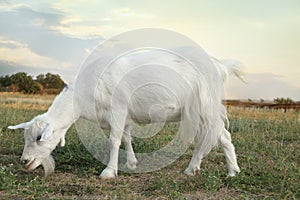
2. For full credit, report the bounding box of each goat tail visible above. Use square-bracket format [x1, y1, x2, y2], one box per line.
[179, 79, 224, 157]
[210, 56, 246, 83]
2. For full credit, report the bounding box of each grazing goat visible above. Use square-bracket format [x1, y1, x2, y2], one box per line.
[8, 49, 241, 178]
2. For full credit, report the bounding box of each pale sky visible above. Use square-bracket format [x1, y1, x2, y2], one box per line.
[0, 0, 299, 100]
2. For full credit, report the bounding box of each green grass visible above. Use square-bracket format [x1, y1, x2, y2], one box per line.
[0, 105, 299, 199]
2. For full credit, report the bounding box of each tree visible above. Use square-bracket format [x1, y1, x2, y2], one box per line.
[33, 81, 44, 94]
[274, 97, 295, 104]
[10, 72, 33, 93]
[0, 75, 12, 91]
[36, 73, 65, 90]
[0, 75, 11, 87]
[36, 74, 45, 86]
[0, 72, 65, 94]
[10, 72, 41, 94]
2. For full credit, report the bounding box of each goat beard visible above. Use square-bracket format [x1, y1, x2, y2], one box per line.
[41, 155, 55, 177]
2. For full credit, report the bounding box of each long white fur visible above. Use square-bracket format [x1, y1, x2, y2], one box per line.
[8, 48, 241, 178]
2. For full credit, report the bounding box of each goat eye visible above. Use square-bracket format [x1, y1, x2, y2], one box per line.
[36, 135, 42, 141]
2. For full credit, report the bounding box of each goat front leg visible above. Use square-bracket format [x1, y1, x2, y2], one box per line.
[100, 128, 123, 179]
[100, 113, 126, 179]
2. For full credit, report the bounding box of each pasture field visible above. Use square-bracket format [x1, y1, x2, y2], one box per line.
[0, 93, 299, 199]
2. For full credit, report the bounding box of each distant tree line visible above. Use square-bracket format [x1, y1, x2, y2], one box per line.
[246, 97, 296, 104]
[273, 97, 295, 104]
[0, 72, 66, 94]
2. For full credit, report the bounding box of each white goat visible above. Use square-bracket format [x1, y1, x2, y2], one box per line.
[8, 49, 241, 178]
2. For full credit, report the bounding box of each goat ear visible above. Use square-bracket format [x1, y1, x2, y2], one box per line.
[8, 122, 31, 130]
[39, 124, 54, 141]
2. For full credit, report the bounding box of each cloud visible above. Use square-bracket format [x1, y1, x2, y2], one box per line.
[225, 73, 300, 100]
[0, 40, 71, 69]
[0, 2, 103, 83]
[0, 38, 27, 49]
[50, 1, 156, 39]
[0, 3, 101, 62]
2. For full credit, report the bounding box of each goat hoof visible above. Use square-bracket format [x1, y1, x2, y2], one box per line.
[184, 166, 200, 176]
[227, 167, 241, 177]
[124, 161, 137, 171]
[100, 167, 117, 179]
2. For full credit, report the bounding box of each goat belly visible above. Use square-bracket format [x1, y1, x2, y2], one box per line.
[129, 104, 182, 124]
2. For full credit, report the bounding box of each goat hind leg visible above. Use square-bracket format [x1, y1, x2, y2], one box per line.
[184, 120, 223, 176]
[122, 125, 138, 170]
[184, 133, 203, 176]
[219, 128, 240, 177]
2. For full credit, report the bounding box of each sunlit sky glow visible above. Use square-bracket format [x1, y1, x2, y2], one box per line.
[0, 0, 299, 100]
